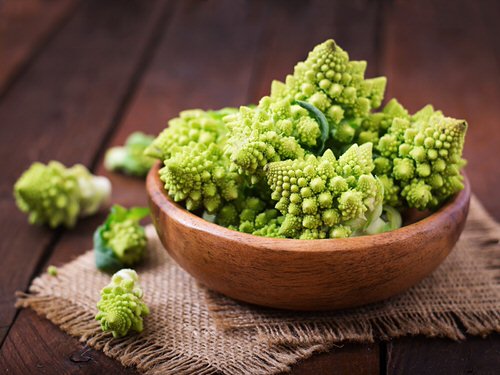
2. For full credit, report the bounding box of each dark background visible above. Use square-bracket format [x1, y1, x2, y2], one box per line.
[0, 0, 499, 374]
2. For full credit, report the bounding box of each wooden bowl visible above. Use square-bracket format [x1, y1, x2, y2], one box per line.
[147, 162, 471, 311]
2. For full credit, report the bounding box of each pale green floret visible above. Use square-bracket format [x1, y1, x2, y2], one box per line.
[224, 98, 318, 176]
[103, 220, 147, 266]
[14, 161, 111, 228]
[264, 146, 401, 239]
[94, 205, 149, 273]
[160, 143, 241, 213]
[215, 196, 284, 238]
[47, 265, 58, 276]
[269, 39, 387, 146]
[375, 107, 467, 209]
[104, 132, 155, 177]
[96, 269, 149, 338]
[145, 108, 236, 160]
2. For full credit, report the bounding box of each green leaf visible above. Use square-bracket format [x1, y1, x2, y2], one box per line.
[126, 207, 150, 221]
[294, 100, 330, 155]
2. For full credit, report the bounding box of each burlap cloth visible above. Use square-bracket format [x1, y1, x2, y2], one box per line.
[16, 196, 500, 374]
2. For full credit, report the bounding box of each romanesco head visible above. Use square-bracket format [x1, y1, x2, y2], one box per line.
[105, 132, 155, 177]
[14, 161, 111, 228]
[375, 108, 467, 209]
[270, 39, 387, 145]
[94, 205, 149, 272]
[264, 146, 390, 238]
[145, 108, 236, 160]
[96, 269, 149, 338]
[103, 220, 147, 266]
[160, 143, 241, 213]
[224, 99, 315, 176]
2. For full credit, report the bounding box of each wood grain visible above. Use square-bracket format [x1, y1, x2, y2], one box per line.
[0, 0, 172, 350]
[0, 0, 80, 96]
[148, 162, 470, 311]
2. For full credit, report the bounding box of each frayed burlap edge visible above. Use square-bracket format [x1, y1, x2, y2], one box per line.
[15, 288, 330, 374]
[14, 226, 333, 375]
[205, 195, 500, 346]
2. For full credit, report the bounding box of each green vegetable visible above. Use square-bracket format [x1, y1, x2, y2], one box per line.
[47, 265, 58, 276]
[104, 132, 155, 177]
[374, 107, 467, 209]
[95, 269, 149, 338]
[264, 144, 398, 239]
[94, 205, 149, 273]
[147, 39, 467, 239]
[14, 161, 111, 228]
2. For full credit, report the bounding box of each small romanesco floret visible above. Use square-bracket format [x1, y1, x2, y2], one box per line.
[264, 144, 401, 239]
[104, 132, 155, 177]
[96, 269, 149, 338]
[374, 106, 467, 209]
[94, 205, 149, 273]
[14, 161, 111, 228]
[212, 195, 284, 238]
[160, 142, 242, 213]
[145, 108, 236, 161]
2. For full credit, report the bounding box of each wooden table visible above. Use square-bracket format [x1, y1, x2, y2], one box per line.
[1, 0, 499, 373]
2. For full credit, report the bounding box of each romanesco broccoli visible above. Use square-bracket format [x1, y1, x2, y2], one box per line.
[145, 108, 236, 161]
[374, 106, 467, 209]
[104, 132, 155, 177]
[94, 205, 149, 273]
[14, 161, 111, 228]
[96, 269, 149, 338]
[145, 38, 468, 239]
[265, 144, 400, 239]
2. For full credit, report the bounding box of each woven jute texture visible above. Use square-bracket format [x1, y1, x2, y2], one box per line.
[16, 196, 500, 375]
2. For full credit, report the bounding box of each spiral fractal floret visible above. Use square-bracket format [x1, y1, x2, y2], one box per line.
[14, 161, 111, 228]
[96, 269, 149, 338]
[145, 108, 236, 160]
[264, 144, 398, 239]
[159, 143, 241, 213]
[269, 39, 387, 145]
[374, 105, 467, 209]
[212, 196, 284, 238]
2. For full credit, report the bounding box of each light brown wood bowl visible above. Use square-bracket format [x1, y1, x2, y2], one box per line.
[147, 162, 471, 311]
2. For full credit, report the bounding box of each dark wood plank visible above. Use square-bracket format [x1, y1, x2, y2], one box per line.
[0, 309, 138, 375]
[290, 344, 379, 375]
[0, 0, 80, 96]
[1, 0, 266, 373]
[0, 0, 172, 347]
[387, 335, 500, 375]
[383, 0, 500, 373]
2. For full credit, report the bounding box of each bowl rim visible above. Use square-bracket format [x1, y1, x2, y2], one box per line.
[147, 161, 471, 253]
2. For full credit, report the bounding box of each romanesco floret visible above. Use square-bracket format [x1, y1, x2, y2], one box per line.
[270, 39, 387, 146]
[14, 161, 111, 228]
[94, 205, 149, 273]
[104, 132, 155, 177]
[264, 144, 400, 239]
[224, 98, 318, 178]
[375, 106, 467, 209]
[159, 142, 241, 213]
[145, 108, 236, 161]
[214, 196, 284, 237]
[96, 269, 149, 338]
